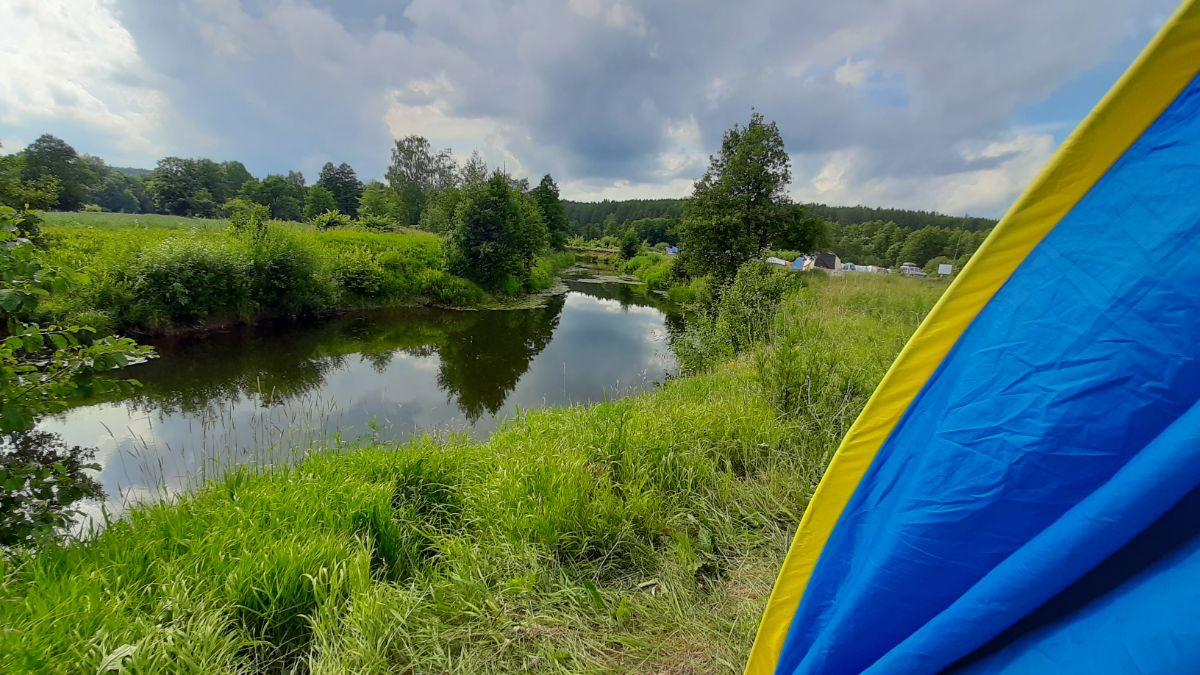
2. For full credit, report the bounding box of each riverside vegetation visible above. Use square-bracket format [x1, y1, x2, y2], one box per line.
[0, 268, 943, 673]
[35, 210, 574, 334]
[2, 111, 964, 672]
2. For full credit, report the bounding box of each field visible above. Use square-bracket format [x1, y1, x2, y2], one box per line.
[40, 211, 243, 231]
[0, 272, 943, 673]
[35, 212, 570, 333]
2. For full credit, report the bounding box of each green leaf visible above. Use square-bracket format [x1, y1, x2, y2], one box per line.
[22, 332, 44, 353]
[97, 644, 137, 673]
[0, 290, 21, 312]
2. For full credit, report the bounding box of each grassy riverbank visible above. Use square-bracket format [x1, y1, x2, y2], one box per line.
[1, 273, 941, 673]
[36, 212, 574, 334]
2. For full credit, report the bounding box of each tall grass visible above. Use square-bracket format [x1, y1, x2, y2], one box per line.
[0, 271, 941, 673]
[620, 251, 675, 290]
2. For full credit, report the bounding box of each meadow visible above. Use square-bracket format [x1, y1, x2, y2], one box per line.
[0, 271, 943, 673]
[36, 212, 572, 334]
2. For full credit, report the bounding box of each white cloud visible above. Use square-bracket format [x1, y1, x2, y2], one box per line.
[558, 176, 696, 202]
[0, 0, 168, 159]
[384, 88, 531, 178]
[797, 132, 1055, 216]
[834, 59, 871, 88]
[567, 0, 647, 36]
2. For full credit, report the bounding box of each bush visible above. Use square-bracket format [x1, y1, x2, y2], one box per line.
[331, 248, 387, 298]
[498, 274, 524, 296]
[313, 210, 353, 231]
[619, 228, 641, 260]
[666, 275, 713, 305]
[417, 269, 485, 306]
[61, 308, 115, 336]
[671, 260, 806, 373]
[82, 203, 103, 213]
[243, 227, 331, 316]
[225, 198, 271, 239]
[528, 252, 575, 291]
[621, 252, 674, 290]
[355, 215, 393, 232]
[113, 238, 253, 326]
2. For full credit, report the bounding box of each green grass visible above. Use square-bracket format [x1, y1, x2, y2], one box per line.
[40, 211, 252, 231]
[620, 251, 675, 291]
[0, 273, 941, 673]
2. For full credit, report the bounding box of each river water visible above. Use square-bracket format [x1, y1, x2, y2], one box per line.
[38, 274, 680, 522]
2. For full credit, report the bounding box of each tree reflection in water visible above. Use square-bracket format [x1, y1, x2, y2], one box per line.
[115, 295, 568, 422]
[1, 430, 104, 547]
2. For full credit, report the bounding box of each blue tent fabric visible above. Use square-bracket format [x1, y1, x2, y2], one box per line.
[746, 3, 1200, 672]
[774, 70, 1200, 674]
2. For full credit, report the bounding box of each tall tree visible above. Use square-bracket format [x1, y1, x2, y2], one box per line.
[146, 157, 201, 215]
[20, 134, 92, 211]
[459, 151, 489, 189]
[386, 135, 456, 225]
[359, 181, 405, 224]
[219, 161, 254, 198]
[449, 173, 522, 290]
[679, 111, 792, 278]
[0, 144, 59, 210]
[316, 162, 363, 216]
[243, 175, 304, 221]
[92, 172, 142, 213]
[531, 174, 570, 250]
[284, 170, 306, 189]
[303, 185, 337, 220]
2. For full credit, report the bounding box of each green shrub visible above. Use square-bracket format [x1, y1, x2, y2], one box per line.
[224, 198, 271, 239]
[528, 251, 575, 291]
[60, 308, 115, 336]
[416, 269, 485, 306]
[666, 275, 713, 305]
[672, 260, 806, 373]
[243, 227, 331, 316]
[331, 248, 387, 298]
[313, 210, 353, 231]
[82, 203, 103, 213]
[621, 252, 675, 290]
[354, 215, 394, 232]
[497, 274, 524, 296]
[109, 237, 253, 326]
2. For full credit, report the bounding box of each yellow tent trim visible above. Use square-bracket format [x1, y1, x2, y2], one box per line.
[744, 2, 1200, 672]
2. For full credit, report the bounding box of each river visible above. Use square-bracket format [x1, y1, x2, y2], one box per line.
[37, 272, 680, 525]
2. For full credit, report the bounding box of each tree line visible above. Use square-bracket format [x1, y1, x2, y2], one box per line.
[0, 133, 575, 294]
[563, 192, 996, 270]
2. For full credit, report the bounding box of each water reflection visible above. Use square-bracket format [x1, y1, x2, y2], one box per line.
[40, 281, 677, 518]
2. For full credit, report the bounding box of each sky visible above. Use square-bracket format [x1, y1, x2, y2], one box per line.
[0, 0, 1180, 217]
